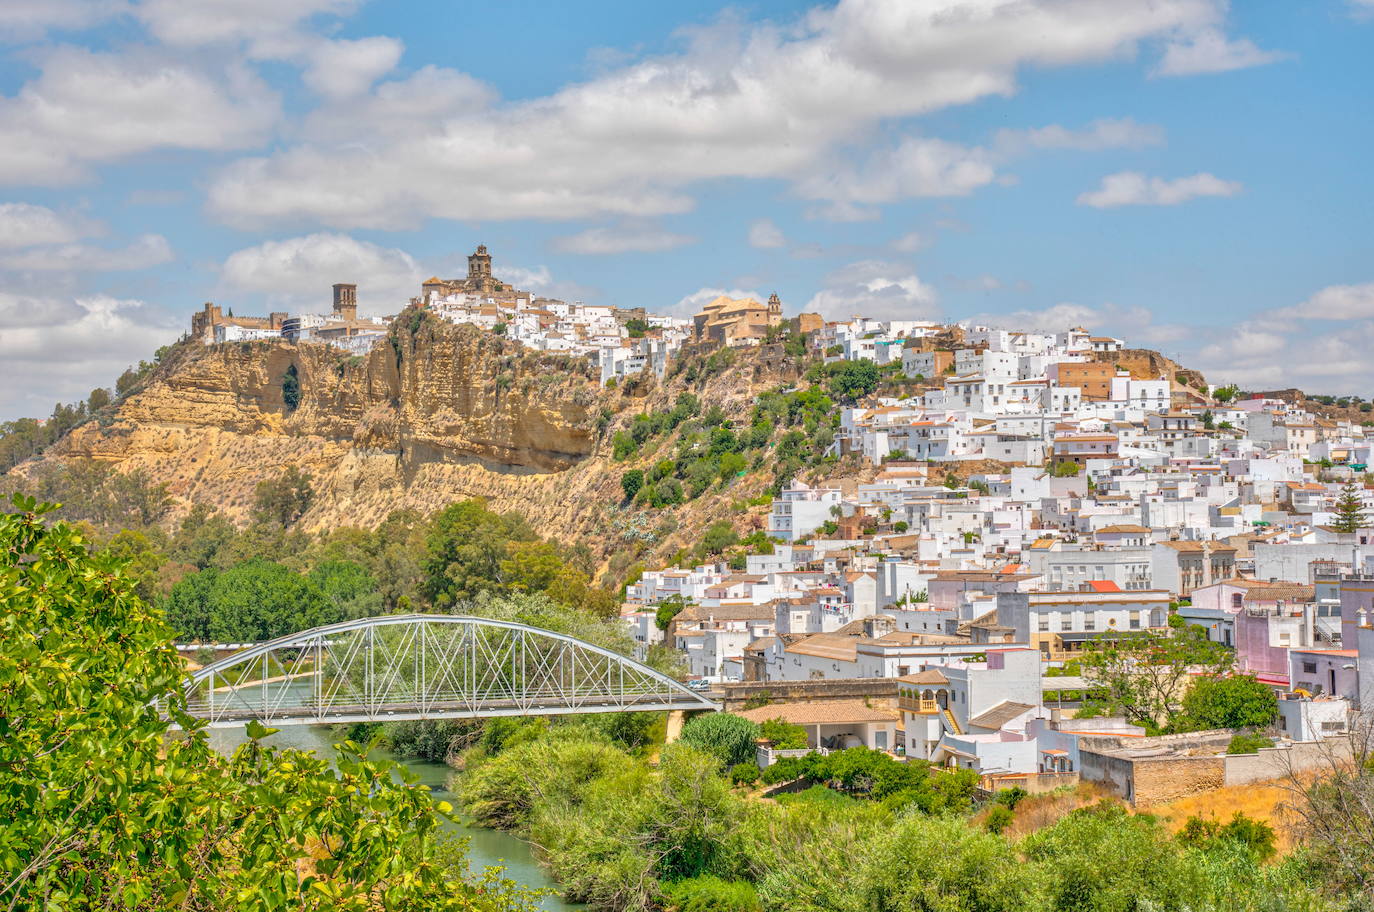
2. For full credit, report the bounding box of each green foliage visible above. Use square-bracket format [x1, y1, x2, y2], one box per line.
[1177, 812, 1276, 861]
[388, 719, 482, 762]
[252, 465, 315, 527]
[1079, 624, 1235, 730]
[984, 805, 1015, 834]
[13, 459, 173, 528]
[0, 494, 538, 912]
[663, 875, 760, 912]
[729, 762, 762, 787]
[655, 594, 692, 631]
[282, 362, 301, 411]
[1178, 674, 1277, 732]
[1212, 384, 1240, 403]
[162, 557, 339, 642]
[700, 520, 738, 556]
[758, 718, 808, 750]
[1226, 733, 1274, 754]
[679, 713, 760, 768]
[1050, 460, 1081, 477]
[1332, 481, 1369, 533]
[994, 786, 1029, 810]
[624, 318, 649, 338]
[422, 498, 537, 605]
[621, 468, 645, 501]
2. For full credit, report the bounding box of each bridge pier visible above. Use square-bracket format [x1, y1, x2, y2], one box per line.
[665, 710, 685, 744]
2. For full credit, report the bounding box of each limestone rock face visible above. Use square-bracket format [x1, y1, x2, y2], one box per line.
[49, 316, 607, 531]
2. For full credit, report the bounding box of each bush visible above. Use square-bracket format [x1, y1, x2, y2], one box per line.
[621, 469, 644, 501]
[678, 713, 759, 768]
[729, 762, 761, 787]
[1226, 733, 1274, 754]
[994, 786, 1028, 810]
[758, 717, 808, 750]
[662, 875, 760, 912]
[985, 805, 1015, 834]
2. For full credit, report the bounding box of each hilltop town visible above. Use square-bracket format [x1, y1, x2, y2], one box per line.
[18, 241, 1374, 815]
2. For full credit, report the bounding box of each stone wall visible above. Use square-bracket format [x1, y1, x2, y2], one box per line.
[719, 678, 897, 712]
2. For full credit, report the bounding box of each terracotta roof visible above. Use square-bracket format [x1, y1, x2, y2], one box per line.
[1086, 580, 1122, 593]
[1097, 524, 1150, 534]
[736, 699, 898, 726]
[898, 669, 949, 685]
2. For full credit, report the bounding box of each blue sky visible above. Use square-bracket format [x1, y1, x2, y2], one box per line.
[0, 0, 1371, 419]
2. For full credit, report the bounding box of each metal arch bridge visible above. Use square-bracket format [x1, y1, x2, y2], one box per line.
[176, 614, 719, 728]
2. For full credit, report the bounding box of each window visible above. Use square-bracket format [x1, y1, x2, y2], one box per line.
[1302, 661, 1317, 674]
[1321, 721, 1347, 732]
[1084, 617, 1096, 631]
[1232, 593, 1243, 609]
[1061, 618, 1073, 631]
[1038, 617, 1049, 632]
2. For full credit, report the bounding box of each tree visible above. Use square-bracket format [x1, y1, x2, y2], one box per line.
[700, 520, 738, 556]
[422, 499, 536, 606]
[1051, 460, 1080, 477]
[1332, 481, 1368, 533]
[1177, 674, 1277, 731]
[823, 360, 880, 402]
[87, 387, 112, 412]
[621, 468, 644, 501]
[1078, 623, 1234, 731]
[281, 362, 301, 411]
[252, 465, 315, 527]
[678, 713, 760, 768]
[759, 718, 808, 749]
[0, 494, 536, 911]
[163, 558, 338, 642]
[624, 318, 649, 338]
[655, 594, 691, 631]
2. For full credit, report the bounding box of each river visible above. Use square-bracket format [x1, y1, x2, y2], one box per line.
[209, 725, 579, 910]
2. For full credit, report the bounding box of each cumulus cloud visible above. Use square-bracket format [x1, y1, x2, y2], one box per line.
[0, 234, 172, 271]
[1076, 171, 1241, 207]
[0, 0, 123, 42]
[969, 302, 1102, 332]
[220, 232, 423, 313]
[551, 224, 695, 255]
[208, 0, 1251, 228]
[748, 219, 786, 249]
[890, 231, 929, 253]
[1270, 281, 1374, 321]
[0, 47, 279, 185]
[805, 260, 938, 321]
[136, 0, 358, 53]
[0, 203, 101, 248]
[303, 36, 404, 98]
[1154, 28, 1289, 77]
[992, 117, 1165, 156]
[0, 294, 180, 419]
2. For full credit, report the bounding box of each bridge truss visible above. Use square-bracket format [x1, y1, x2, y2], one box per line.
[177, 614, 718, 728]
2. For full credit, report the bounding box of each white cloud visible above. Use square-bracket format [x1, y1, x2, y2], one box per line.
[1154, 28, 1288, 77]
[1076, 171, 1241, 208]
[0, 47, 279, 185]
[551, 224, 695, 255]
[208, 0, 1246, 227]
[797, 136, 997, 208]
[1271, 282, 1374, 321]
[220, 232, 423, 313]
[0, 294, 180, 418]
[970, 302, 1102, 332]
[992, 117, 1165, 156]
[303, 36, 404, 99]
[805, 259, 938, 321]
[136, 0, 357, 52]
[0, 0, 124, 42]
[0, 233, 172, 271]
[748, 219, 786, 249]
[890, 231, 929, 253]
[0, 203, 101, 248]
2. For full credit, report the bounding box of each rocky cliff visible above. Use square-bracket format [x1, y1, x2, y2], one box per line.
[32, 311, 802, 566]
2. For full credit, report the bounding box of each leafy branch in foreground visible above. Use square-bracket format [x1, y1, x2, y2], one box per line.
[0, 493, 537, 911]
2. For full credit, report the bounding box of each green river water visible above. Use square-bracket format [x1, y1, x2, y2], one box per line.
[209, 725, 579, 910]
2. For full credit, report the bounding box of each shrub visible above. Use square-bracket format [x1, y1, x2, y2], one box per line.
[1226, 733, 1274, 754]
[678, 713, 760, 768]
[758, 718, 808, 750]
[729, 762, 761, 787]
[620, 469, 644, 501]
[994, 786, 1028, 810]
[985, 805, 1015, 834]
[662, 875, 761, 912]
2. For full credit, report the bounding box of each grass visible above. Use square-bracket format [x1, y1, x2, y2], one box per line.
[1151, 780, 1297, 853]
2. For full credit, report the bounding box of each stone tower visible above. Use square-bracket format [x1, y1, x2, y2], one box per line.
[332, 283, 358, 321]
[468, 244, 492, 283]
[767, 292, 782, 319]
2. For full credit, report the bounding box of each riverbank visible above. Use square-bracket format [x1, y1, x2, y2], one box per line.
[209, 725, 580, 911]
